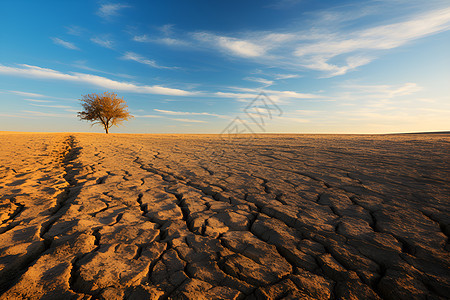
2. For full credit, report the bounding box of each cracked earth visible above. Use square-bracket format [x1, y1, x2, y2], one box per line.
[0, 132, 449, 299]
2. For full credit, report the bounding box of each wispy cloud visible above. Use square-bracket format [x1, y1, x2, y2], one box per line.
[159, 24, 175, 35]
[187, 6, 450, 77]
[97, 3, 130, 20]
[193, 31, 296, 59]
[154, 109, 229, 118]
[132, 24, 190, 47]
[91, 36, 114, 49]
[132, 35, 149, 42]
[244, 77, 274, 87]
[29, 103, 76, 109]
[133, 114, 163, 118]
[137, 109, 224, 123]
[133, 35, 189, 46]
[194, 32, 266, 58]
[9, 90, 45, 97]
[0, 64, 195, 96]
[340, 82, 423, 98]
[122, 52, 178, 69]
[22, 110, 75, 117]
[294, 7, 450, 76]
[274, 74, 300, 80]
[24, 98, 53, 103]
[66, 25, 84, 36]
[51, 37, 79, 50]
[215, 87, 322, 103]
[158, 37, 189, 46]
[72, 60, 134, 79]
[5, 90, 76, 102]
[171, 118, 207, 123]
[321, 82, 425, 113]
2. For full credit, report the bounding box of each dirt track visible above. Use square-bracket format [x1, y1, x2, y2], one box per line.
[0, 133, 449, 299]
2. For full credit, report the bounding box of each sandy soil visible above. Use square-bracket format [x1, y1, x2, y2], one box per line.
[0, 132, 449, 299]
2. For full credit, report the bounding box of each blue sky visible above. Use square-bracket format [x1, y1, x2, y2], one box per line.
[1, 0, 449, 133]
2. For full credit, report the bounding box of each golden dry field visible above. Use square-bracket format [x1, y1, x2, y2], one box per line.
[0, 133, 449, 299]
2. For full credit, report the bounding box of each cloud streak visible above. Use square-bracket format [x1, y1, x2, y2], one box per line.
[24, 99, 53, 103]
[29, 103, 76, 109]
[9, 90, 45, 97]
[133, 35, 189, 47]
[97, 3, 130, 19]
[91, 36, 114, 49]
[171, 118, 207, 123]
[187, 6, 450, 76]
[22, 110, 75, 118]
[51, 37, 79, 50]
[0, 64, 195, 96]
[294, 7, 450, 76]
[122, 52, 178, 69]
[193, 32, 266, 58]
[215, 88, 323, 103]
[154, 109, 229, 119]
[244, 77, 274, 87]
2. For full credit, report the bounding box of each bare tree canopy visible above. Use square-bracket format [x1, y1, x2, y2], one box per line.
[78, 92, 133, 134]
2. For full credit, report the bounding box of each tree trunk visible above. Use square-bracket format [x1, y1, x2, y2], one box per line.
[105, 126, 109, 134]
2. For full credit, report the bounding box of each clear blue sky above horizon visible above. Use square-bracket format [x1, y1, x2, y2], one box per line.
[1, 0, 449, 134]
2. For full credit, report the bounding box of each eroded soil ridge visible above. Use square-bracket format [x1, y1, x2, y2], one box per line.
[0, 133, 449, 299]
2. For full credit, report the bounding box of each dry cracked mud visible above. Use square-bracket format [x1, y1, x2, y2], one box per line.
[0, 132, 449, 299]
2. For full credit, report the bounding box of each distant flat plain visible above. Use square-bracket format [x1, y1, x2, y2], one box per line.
[0, 132, 449, 299]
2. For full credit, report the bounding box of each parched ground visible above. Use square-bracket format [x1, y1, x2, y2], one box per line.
[0, 132, 449, 300]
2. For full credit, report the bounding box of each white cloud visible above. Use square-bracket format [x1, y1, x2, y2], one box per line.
[244, 77, 274, 87]
[159, 24, 175, 35]
[24, 99, 53, 103]
[221, 87, 321, 99]
[135, 112, 215, 123]
[122, 52, 178, 69]
[51, 37, 79, 50]
[194, 32, 266, 58]
[215, 88, 323, 104]
[218, 37, 265, 57]
[0, 64, 195, 96]
[66, 25, 84, 36]
[274, 74, 300, 80]
[301, 55, 374, 77]
[97, 3, 130, 19]
[266, 89, 324, 100]
[29, 103, 76, 109]
[91, 36, 114, 49]
[134, 114, 163, 118]
[294, 7, 450, 75]
[9, 90, 45, 97]
[72, 60, 134, 78]
[132, 35, 150, 42]
[215, 92, 259, 100]
[184, 6, 450, 77]
[22, 110, 75, 117]
[154, 109, 228, 118]
[158, 37, 189, 46]
[171, 118, 207, 123]
[340, 82, 423, 98]
[133, 35, 189, 46]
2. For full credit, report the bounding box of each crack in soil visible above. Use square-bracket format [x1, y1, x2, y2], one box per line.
[0, 135, 82, 295]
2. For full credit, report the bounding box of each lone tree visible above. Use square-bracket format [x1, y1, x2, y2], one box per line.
[78, 92, 133, 134]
